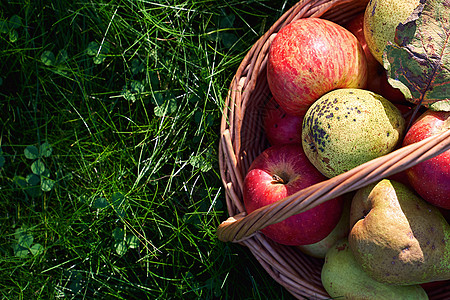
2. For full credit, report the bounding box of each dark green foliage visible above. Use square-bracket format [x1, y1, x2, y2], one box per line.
[0, 0, 297, 299]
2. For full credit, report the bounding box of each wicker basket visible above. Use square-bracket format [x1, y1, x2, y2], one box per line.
[216, 0, 450, 299]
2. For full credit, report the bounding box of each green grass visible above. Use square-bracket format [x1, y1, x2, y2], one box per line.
[0, 0, 298, 299]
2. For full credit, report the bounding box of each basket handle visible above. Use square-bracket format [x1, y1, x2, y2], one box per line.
[217, 129, 450, 243]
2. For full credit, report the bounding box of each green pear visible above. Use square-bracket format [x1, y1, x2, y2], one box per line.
[349, 179, 450, 285]
[322, 238, 428, 299]
[297, 193, 352, 258]
[302, 88, 405, 178]
[363, 0, 420, 64]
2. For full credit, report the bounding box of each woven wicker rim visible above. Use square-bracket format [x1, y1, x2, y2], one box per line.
[217, 0, 450, 298]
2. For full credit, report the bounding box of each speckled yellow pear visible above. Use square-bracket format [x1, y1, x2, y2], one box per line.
[349, 179, 450, 285]
[301, 88, 405, 178]
[321, 238, 428, 299]
[363, 0, 420, 63]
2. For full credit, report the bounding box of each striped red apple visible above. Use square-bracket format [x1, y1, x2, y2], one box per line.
[267, 18, 368, 116]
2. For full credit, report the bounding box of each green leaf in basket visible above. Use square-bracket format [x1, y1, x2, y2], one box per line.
[383, 0, 450, 111]
[429, 99, 450, 111]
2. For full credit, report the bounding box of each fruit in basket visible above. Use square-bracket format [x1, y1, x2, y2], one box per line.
[345, 13, 380, 91]
[402, 110, 450, 209]
[297, 193, 352, 258]
[363, 0, 420, 64]
[301, 88, 405, 178]
[348, 179, 450, 285]
[321, 238, 428, 299]
[376, 72, 407, 103]
[394, 103, 421, 126]
[262, 98, 303, 145]
[267, 18, 367, 116]
[441, 208, 450, 224]
[421, 279, 450, 294]
[345, 13, 406, 103]
[243, 144, 344, 246]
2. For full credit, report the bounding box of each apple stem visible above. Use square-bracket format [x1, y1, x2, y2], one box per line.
[272, 174, 286, 184]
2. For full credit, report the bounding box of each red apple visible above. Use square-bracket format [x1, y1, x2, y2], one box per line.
[387, 171, 411, 189]
[420, 279, 450, 293]
[345, 13, 406, 104]
[243, 144, 344, 246]
[394, 103, 413, 121]
[262, 98, 303, 146]
[402, 110, 450, 209]
[267, 18, 368, 116]
[439, 207, 450, 224]
[394, 103, 422, 132]
[376, 71, 407, 103]
[345, 13, 380, 90]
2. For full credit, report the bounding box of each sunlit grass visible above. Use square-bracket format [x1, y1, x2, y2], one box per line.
[0, 0, 297, 298]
